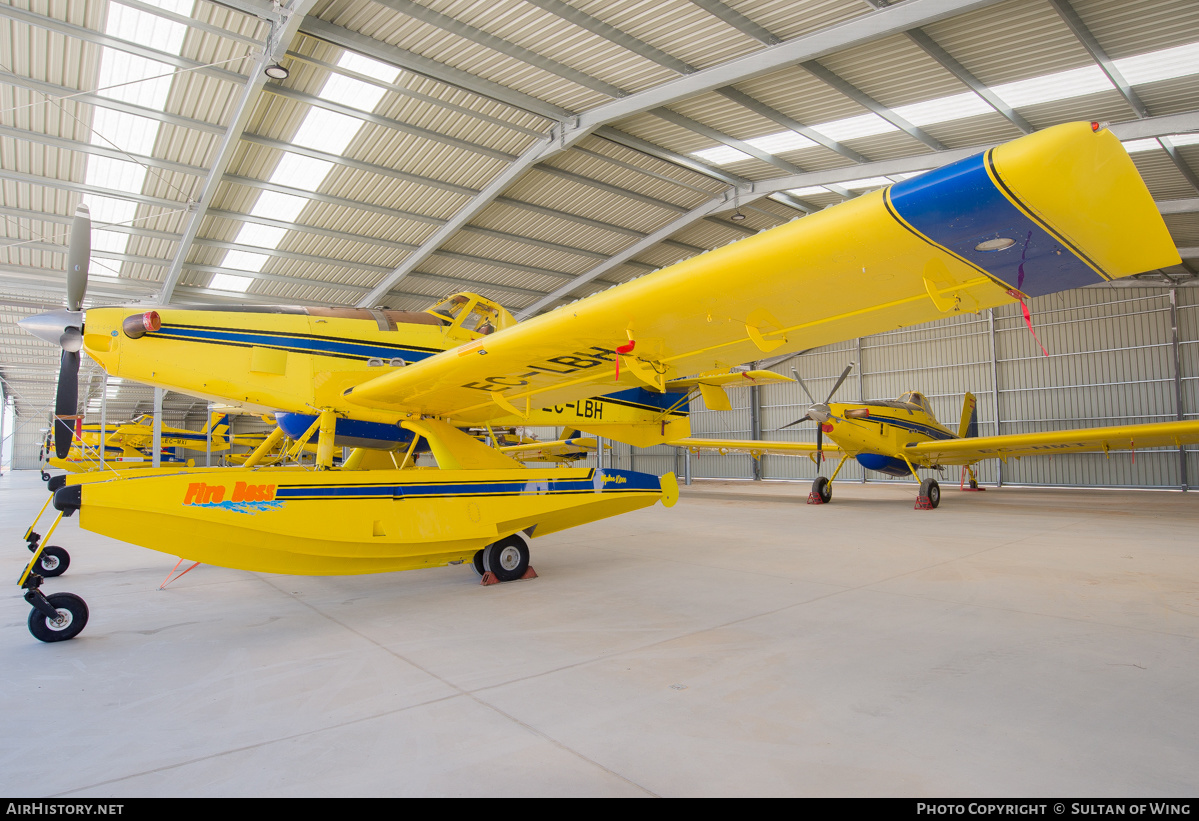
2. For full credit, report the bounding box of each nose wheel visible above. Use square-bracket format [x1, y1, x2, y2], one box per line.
[30, 545, 70, 577]
[27, 591, 89, 642]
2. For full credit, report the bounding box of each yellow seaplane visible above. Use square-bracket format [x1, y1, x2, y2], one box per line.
[677, 362, 1199, 508]
[15, 122, 1180, 641]
[43, 411, 254, 473]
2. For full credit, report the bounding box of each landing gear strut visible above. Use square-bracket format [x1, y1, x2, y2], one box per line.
[807, 453, 850, 505]
[19, 508, 89, 642]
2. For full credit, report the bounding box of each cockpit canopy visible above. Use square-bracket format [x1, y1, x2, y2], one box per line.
[897, 391, 932, 414]
[424, 292, 516, 341]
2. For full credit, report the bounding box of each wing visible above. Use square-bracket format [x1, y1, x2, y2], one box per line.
[670, 438, 847, 461]
[905, 420, 1199, 465]
[344, 123, 1175, 424]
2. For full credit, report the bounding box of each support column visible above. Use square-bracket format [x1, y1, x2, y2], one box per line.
[205, 402, 213, 468]
[989, 310, 1002, 488]
[1170, 289, 1189, 490]
[100, 373, 107, 470]
[857, 337, 865, 483]
[750, 360, 762, 481]
[684, 446, 692, 486]
[0, 383, 5, 475]
[152, 388, 163, 468]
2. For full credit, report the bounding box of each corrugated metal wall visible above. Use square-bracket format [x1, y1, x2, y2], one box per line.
[682, 285, 1198, 490]
[10, 412, 46, 470]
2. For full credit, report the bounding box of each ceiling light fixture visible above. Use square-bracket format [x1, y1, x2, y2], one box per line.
[264, 63, 289, 80]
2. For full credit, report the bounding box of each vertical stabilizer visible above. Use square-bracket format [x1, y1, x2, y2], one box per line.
[958, 392, 978, 439]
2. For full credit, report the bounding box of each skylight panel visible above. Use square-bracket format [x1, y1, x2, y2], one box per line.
[210, 274, 253, 292]
[889, 170, 930, 181]
[89, 108, 160, 156]
[787, 186, 829, 197]
[1122, 138, 1161, 153]
[91, 230, 130, 254]
[222, 251, 270, 272]
[96, 52, 175, 108]
[234, 223, 289, 249]
[292, 108, 363, 156]
[138, 0, 195, 13]
[319, 75, 389, 113]
[1166, 133, 1199, 147]
[840, 176, 893, 190]
[893, 92, 992, 127]
[338, 52, 400, 83]
[85, 157, 148, 193]
[693, 145, 752, 165]
[992, 64, 1112, 109]
[746, 131, 816, 154]
[1113, 41, 1199, 86]
[107, 3, 188, 54]
[81, 195, 138, 225]
[810, 113, 897, 143]
[269, 153, 334, 192]
[249, 192, 309, 223]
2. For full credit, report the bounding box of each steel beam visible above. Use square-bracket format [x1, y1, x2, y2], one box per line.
[0, 73, 227, 134]
[715, 86, 869, 164]
[902, 29, 1033, 134]
[687, 0, 781, 45]
[0, 124, 209, 178]
[281, 49, 549, 137]
[515, 189, 755, 317]
[369, 0, 626, 98]
[799, 60, 946, 151]
[569, 0, 1000, 132]
[523, 0, 696, 74]
[0, 5, 247, 85]
[159, 0, 323, 303]
[756, 111, 1199, 195]
[260, 84, 519, 162]
[238, 132, 480, 196]
[298, 17, 570, 121]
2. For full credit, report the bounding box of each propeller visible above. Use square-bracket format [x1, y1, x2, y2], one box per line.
[776, 362, 854, 467]
[19, 205, 90, 458]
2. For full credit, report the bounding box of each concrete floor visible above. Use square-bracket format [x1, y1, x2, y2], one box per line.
[2, 469, 1198, 797]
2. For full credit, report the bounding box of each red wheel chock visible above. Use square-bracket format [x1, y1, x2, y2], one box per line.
[807, 492, 825, 505]
[914, 495, 935, 510]
[480, 566, 538, 586]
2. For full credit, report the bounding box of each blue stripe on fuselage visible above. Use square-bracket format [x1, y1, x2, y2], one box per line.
[149, 325, 439, 363]
[864, 414, 956, 441]
[886, 151, 1105, 298]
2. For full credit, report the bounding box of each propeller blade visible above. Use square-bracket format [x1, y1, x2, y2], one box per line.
[815, 423, 823, 468]
[823, 362, 855, 404]
[776, 417, 808, 431]
[66, 204, 90, 312]
[54, 349, 80, 459]
[790, 368, 817, 404]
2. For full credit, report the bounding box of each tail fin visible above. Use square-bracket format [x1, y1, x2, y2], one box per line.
[203, 412, 230, 434]
[958, 392, 978, 439]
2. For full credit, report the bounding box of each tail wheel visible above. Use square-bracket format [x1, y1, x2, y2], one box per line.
[919, 478, 941, 509]
[28, 592, 89, 642]
[35, 546, 70, 578]
[483, 534, 530, 582]
[812, 476, 832, 503]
